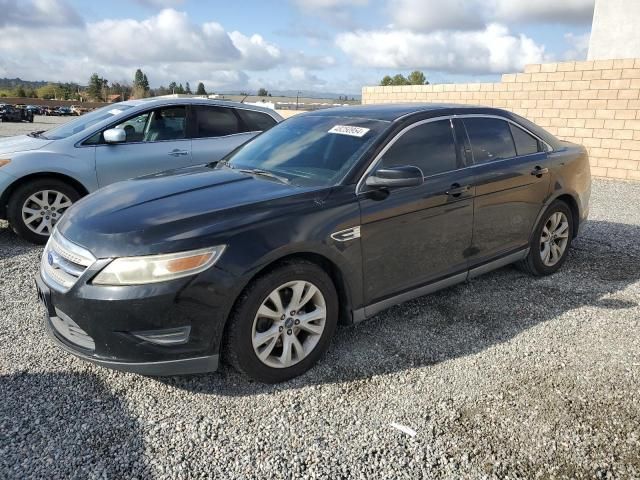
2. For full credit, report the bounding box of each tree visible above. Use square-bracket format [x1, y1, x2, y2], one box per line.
[86, 73, 106, 100]
[176, 83, 185, 94]
[14, 85, 26, 97]
[185, 82, 192, 94]
[380, 75, 393, 86]
[196, 82, 207, 95]
[407, 70, 428, 85]
[257, 87, 268, 96]
[132, 69, 150, 98]
[168, 81, 177, 94]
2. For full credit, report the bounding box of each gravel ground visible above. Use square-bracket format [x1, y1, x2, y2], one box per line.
[0, 115, 69, 138]
[1, 167, 639, 477]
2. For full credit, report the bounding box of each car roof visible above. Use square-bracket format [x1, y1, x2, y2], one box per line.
[299, 103, 510, 122]
[120, 96, 280, 118]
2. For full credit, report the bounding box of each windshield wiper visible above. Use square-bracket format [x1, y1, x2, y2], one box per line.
[238, 168, 290, 185]
[27, 130, 46, 138]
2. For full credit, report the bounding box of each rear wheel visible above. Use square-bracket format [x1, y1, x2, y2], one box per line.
[7, 178, 80, 244]
[518, 200, 573, 276]
[224, 260, 338, 383]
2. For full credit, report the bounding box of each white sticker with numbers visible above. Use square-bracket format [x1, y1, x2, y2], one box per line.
[328, 125, 370, 137]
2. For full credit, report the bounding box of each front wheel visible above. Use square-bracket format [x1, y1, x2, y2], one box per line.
[7, 178, 80, 244]
[224, 260, 338, 383]
[518, 200, 574, 276]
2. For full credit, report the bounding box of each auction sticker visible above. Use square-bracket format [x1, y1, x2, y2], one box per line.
[328, 125, 370, 137]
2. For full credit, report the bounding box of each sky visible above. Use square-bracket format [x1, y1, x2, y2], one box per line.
[0, 0, 595, 95]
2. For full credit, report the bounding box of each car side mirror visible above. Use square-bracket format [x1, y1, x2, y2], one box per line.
[104, 128, 126, 144]
[365, 165, 424, 189]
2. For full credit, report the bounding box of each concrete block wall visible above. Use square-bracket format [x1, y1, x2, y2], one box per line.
[362, 59, 640, 181]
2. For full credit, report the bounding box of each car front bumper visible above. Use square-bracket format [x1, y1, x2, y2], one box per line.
[36, 264, 240, 376]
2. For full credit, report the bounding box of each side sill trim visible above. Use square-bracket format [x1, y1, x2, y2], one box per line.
[364, 272, 468, 319]
[353, 248, 529, 322]
[468, 248, 528, 279]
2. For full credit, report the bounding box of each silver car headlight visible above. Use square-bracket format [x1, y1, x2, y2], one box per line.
[92, 246, 226, 285]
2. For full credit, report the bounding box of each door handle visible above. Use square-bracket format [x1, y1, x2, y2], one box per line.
[446, 184, 471, 197]
[530, 166, 549, 177]
[168, 149, 189, 157]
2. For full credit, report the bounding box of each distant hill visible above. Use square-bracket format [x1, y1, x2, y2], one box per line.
[0, 78, 51, 89]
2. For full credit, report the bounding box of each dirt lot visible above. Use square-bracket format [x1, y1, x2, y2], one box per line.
[0, 115, 69, 138]
[0, 116, 639, 478]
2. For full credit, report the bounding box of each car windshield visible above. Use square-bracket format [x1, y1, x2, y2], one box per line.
[221, 115, 389, 187]
[41, 104, 135, 140]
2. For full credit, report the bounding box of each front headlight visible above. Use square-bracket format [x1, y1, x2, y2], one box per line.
[92, 246, 225, 285]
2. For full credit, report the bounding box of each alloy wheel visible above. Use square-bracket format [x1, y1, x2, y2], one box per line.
[251, 280, 326, 369]
[539, 211, 569, 267]
[21, 190, 73, 236]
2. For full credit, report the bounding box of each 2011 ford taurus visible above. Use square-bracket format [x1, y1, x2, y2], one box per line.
[36, 104, 591, 383]
[0, 97, 281, 243]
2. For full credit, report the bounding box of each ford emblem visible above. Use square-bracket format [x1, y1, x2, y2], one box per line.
[47, 252, 54, 266]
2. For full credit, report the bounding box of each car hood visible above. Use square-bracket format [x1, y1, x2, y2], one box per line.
[58, 165, 328, 258]
[0, 135, 54, 155]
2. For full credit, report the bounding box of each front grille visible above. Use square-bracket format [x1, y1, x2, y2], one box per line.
[51, 308, 95, 351]
[41, 231, 96, 292]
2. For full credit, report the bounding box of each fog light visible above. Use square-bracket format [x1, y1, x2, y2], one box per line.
[131, 326, 191, 345]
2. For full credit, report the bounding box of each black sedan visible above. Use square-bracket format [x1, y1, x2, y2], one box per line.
[37, 104, 591, 383]
[0, 104, 33, 122]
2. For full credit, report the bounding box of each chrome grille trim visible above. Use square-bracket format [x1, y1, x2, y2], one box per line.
[41, 230, 96, 292]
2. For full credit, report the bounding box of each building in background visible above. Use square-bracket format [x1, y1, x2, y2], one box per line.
[588, 0, 640, 60]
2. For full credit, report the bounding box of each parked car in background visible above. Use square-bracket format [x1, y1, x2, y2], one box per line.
[0, 104, 34, 123]
[70, 105, 89, 116]
[0, 97, 282, 243]
[26, 105, 44, 115]
[36, 104, 591, 382]
[55, 107, 73, 116]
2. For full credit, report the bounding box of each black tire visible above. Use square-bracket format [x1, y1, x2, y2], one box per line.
[7, 178, 81, 244]
[518, 200, 574, 276]
[224, 260, 339, 383]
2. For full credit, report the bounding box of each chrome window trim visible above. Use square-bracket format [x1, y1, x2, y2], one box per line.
[74, 102, 279, 148]
[453, 113, 554, 153]
[355, 113, 553, 194]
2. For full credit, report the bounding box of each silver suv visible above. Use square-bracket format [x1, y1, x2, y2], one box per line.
[0, 97, 282, 243]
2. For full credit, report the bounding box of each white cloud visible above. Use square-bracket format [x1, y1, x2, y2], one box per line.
[389, 0, 485, 31]
[563, 32, 590, 60]
[0, 8, 285, 90]
[492, 0, 595, 24]
[0, 0, 83, 27]
[336, 24, 547, 74]
[388, 0, 595, 32]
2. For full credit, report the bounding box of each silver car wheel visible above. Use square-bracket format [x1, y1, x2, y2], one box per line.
[540, 211, 569, 267]
[21, 190, 73, 236]
[251, 280, 327, 369]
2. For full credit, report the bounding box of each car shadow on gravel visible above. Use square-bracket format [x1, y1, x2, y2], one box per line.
[0, 221, 41, 260]
[160, 219, 640, 396]
[0, 371, 151, 479]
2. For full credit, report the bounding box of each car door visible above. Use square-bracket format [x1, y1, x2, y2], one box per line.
[460, 116, 551, 265]
[95, 105, 192, 186]
[189, 105, 276, 164]
[358, 118, 475, 305]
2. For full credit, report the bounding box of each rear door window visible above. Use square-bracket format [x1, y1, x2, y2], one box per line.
[237, 109, 277, 132]
[192, 106, 241, 138]
[463, 117, 517, 164]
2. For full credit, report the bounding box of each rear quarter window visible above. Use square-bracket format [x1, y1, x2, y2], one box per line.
[510, 123, 542, 156]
